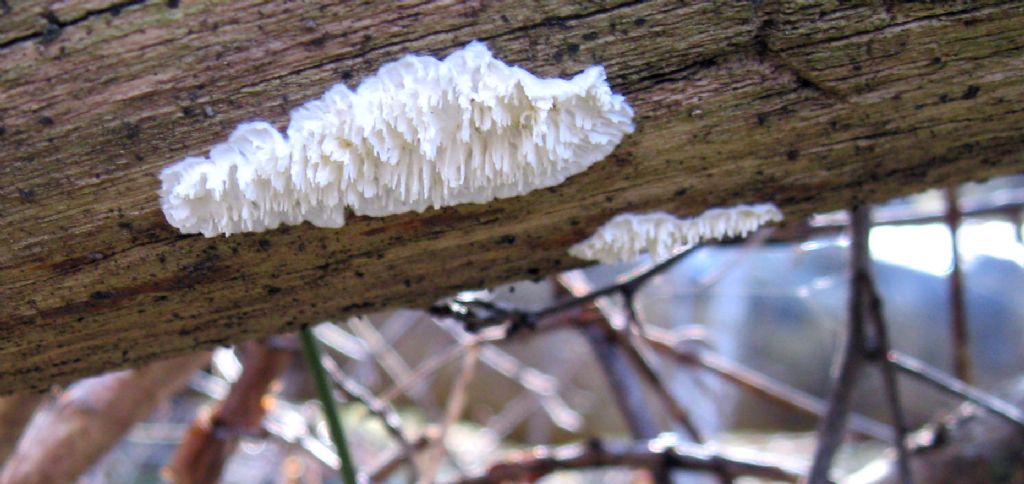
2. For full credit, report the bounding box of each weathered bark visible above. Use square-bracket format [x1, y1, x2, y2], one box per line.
[1, 1, 1022, 392]
[0, 352, 210, 484]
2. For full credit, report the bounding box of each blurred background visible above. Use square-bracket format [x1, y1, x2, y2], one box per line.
[5, 174, 1023, 483]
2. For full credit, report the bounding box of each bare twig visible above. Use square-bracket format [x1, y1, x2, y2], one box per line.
[368, 434, 430, 482]
[379, 343, 464, 404]
[647, 339, 893, 441]
[419, 344, 481, 484]
[434, 317, 583, 432]
[0, 392, 45, 466]
[809, 206, 913, 484]
[168, 340, 292, 484]
[944, 186, 973, 383]
[316, 352, 419, 481]
[457, 438, 806, 483]
[349, 317, 439, 415]
[808, 206, 872, 484]
[0, 352, 211, 484]
[187, 371, 342, 472]
[582, 321, 661, 440]
[888, 350, 1024, 430]
[610, 324, 705, 442]
[431, 249, 696, 333]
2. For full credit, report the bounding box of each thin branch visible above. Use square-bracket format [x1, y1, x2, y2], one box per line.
[887, 350, 1024, 430]
[368, 434, 431, 482]
[944, 186, 973, 383]
[301, 327, 358, 484]
[349, 316, 439, 415]
[167, 340, 292, 484]
[0, 352, 211, 484]
[379, 343, 464, 404]
[582, 321, 662, 439]
[0, 392, 45, 465]
[646, 338, 893, 441]
[431, 249, 696, 333]
[610, 324, 705, 442]
[419, 344, 481, 484]
[808, 206, 872, 484]
[810, 206, 914, 484]
[316, 352, 419, 481]
[434, 317, 583, 432]
[187, 371, 342, 471]
[457, 438, 806, 483]
[558, 270, 706, 442]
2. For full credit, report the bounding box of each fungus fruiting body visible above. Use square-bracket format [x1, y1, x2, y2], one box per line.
[160, 41, 634, 237]
[568, 204, 784, 264]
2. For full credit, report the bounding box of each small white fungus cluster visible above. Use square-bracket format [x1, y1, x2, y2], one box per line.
[160, 41, 634, 237]
[568, 203, 784, 264]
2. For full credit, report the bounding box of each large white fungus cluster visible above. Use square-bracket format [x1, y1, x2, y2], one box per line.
[568, 203, 784, 264]
[160, 41, 634, 237]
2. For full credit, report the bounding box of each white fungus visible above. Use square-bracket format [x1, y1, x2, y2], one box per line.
[568, 203, 784, 264]
[160, 41, 635, 237]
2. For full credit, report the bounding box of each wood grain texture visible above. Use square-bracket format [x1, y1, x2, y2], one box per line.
[1, 0, 1023, 393]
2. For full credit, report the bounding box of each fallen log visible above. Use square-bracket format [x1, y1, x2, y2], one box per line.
[1, 1, 1022, 392]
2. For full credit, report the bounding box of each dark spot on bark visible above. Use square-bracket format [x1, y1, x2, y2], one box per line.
[938, 94, 950, 103]
[0, 126, 6, 136]
[155, 295, 168, 301]
[932, 57, 943, 65]
[605, 195, 614, 203]
[309, 35, 327, 48]
[404, 279, 412, 288]
[181, 106, 196, 117]
[633, 18, 647, 26]
[266, 286, 282, 295]
[582, 31, 598, 41]
[498, 234, 516, 245]
[500, 14, 509, 23]
[89, 291, 115, 300]
[756, 113, 768, 126]
[88, 252, 105, 261]
[117, 221, 133, 230]
[258, 239, 272, 250]
[354, 271, 365, 278]
[0, 0, 10, 15]
[158, 253, 167, 264]
[674, 188, 688, 197]
[786, 149, 799, 161]
[961, 85, 980, 100]
[122, 121, 140, 139]
[38, 116, 54, 126]
[341, 71, 353, 80]
[39, 13, 61, 44]
[569, 219, 580, 226]
[553, 51, 564, 62]
[852, 63, 862, 72]
[341, 301, 375, 312]
[17, 188, 35, 200]
[527, 267, 540, 276]
[167, 0, 180, 8]
[566, 43, 579, 56]
[185, 253, 219, 277]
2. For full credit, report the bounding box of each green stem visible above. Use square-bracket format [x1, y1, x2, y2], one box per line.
[300, 326, 358, 484]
